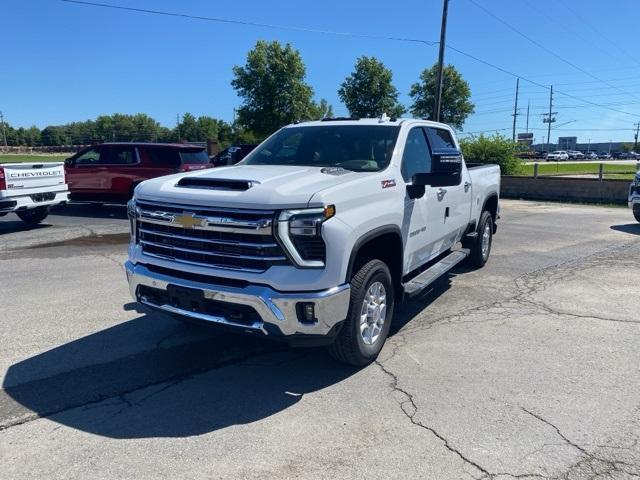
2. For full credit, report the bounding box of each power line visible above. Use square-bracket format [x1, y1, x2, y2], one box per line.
[465, 0, 640, 102]
[61, 0, 437, 46]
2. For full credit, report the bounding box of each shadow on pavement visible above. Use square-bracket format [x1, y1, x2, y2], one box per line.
[0, 218, 51, 235]
[610, 223, 640, 236]
[51, 203, 127, 220]
[3, 275, 454, 439]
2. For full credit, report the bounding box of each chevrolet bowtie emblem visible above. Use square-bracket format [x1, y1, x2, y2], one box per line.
[172, 213, 206, 229]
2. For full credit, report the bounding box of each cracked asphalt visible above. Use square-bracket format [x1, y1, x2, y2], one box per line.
[0, 200, 639, 479]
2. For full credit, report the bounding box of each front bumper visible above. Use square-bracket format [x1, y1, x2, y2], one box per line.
[125, 261, 351, 338]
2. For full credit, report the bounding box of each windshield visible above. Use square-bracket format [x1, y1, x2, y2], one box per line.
[179, 149, 210, 164]
[243, 125, 401, 172]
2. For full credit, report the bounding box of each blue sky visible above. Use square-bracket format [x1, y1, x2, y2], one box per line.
[3, 0, 640, 144]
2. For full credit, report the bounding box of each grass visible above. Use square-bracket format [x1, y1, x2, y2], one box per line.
[0, 154, 70, 164]
[519, 162, 637, 180]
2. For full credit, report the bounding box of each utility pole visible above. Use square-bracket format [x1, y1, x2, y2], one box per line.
[176, 113, 181, 142]
[433, 0, 449, 122]
[0, 111, 7, 151]
[634, 122, 640, 150]
[543, 85, 556, 152]
[525, 100, 530, 133]
[512, 78, 520, 142]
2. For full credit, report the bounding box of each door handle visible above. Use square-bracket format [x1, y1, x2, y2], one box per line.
[437, 188, 447, 201]
[464, 181, 471, 192]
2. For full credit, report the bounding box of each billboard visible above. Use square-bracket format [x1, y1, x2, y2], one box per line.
[517, 133, 534, 145]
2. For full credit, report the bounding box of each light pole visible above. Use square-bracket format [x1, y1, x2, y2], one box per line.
[433, 0, 449, 122]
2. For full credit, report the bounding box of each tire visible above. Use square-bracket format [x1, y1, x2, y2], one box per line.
[328, 259, 395, 367]
[633, 204, 640, 223]
[466, 210, 493, 268]
[16, 206, 49, 225]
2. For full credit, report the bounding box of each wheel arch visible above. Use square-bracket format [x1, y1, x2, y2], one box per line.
[346, 225, 404, 300]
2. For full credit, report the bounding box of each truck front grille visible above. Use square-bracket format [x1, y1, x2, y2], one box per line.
[136, 200, 290, 272]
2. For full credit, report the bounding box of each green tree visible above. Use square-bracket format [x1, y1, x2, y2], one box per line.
[309, 98, 334, 120]
[231, 40, 318, 136]
[338, 56, 405, 118]
[409, 64, 475, 129]
[620, 142, 633, 153]
[459, 134, 520, 175]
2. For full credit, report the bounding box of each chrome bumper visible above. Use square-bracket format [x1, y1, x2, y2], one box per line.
[125, 261, 350, 337]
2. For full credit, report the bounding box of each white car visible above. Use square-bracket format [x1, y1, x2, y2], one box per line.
[0, 162, 70, 224]
[547, 150, 569, 161]
[125, 118, 501, 365]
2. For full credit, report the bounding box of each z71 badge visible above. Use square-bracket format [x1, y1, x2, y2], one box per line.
[381, 179, 396, 189]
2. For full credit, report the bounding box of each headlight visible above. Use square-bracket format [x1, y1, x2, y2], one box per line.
[127, 198, 139, 243]
[277, 205, 335, 268]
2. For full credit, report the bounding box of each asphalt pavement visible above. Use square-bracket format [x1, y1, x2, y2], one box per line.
[0, 200, 639, 479]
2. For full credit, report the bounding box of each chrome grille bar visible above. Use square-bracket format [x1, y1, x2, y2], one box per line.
[140, 240, 287, 262]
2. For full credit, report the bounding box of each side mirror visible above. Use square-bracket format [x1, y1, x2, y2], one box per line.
[64, 158, 74, 167]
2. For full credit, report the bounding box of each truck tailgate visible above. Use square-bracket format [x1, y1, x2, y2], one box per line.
[0, 162, 67, 197]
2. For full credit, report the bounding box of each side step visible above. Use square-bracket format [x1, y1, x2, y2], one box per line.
[402, 249, 469, 297]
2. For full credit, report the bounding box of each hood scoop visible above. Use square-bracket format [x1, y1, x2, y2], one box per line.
[176, 177, 257, 191]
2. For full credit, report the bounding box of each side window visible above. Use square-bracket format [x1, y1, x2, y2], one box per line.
[75, 148, 101, 165]
[401, 128, 432, 182]
[101, 147, 137, 165]
[146, 148, 181, 168]
[426, 128, 456, 150]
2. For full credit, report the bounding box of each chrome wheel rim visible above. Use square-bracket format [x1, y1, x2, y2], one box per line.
[481, 221, 492, 260]
[360, 281, 387, 345]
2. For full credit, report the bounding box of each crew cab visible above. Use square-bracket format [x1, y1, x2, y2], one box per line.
[629, 172, 640, 222]
[125, 118, 500, 366]
[65, 143, 212, 203]
[211, 144, 257, 167]
[0, 162, 69, 224]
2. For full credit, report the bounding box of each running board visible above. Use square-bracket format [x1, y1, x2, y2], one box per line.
[403, 249, 469, 296]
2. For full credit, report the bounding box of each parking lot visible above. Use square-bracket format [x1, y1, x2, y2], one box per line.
[1, 199, 639, 479]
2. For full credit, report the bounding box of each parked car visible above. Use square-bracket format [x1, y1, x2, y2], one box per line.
[568, 150, 584, 160]
[211, 144, 257, 167]
[629, 172, 640, 222]
[65, 143, 212, 203]
[547, 150, 569, 161]
[0, 162, 69, 224]
[125, 118, 501, 366]
[610, 151, 632, 159]
[585, 152, 598, 160]
[598, 152, 612, 160]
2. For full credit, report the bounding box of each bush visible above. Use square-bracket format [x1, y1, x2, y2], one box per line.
[459, 134, 521, 175]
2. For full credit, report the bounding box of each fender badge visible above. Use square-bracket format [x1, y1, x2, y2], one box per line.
[381, 179, 396, 189]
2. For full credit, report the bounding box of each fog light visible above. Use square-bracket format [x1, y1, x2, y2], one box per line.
[297, 302, 316, 323]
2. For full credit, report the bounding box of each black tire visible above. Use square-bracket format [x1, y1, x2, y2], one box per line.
[16, 206, 49, 225]
[633, 204, 640, 223]
[466, 210, 493, 268]
[328, 259, 395, 367]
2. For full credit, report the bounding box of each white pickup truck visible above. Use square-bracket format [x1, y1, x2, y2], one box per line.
[0, 162, 70, 224]
[125, 118, 500, 365]
[629, 172, 640, 222]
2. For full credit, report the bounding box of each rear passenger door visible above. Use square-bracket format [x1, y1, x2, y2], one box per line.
[99, 145, 139, 200]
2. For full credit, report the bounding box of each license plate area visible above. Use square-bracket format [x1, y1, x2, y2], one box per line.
[167, 284, 205, 312]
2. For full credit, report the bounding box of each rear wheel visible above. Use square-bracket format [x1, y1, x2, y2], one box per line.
[633, 204, 640, 223]
[16, 206, 49, 225]
[466, 210, 493, 268]
[328, 259, 394, 367]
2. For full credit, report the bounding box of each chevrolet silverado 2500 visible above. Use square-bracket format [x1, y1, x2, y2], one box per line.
[629, 172, 640, 222]
[0, 162, 69, 224]
[125, 118, 500, 366]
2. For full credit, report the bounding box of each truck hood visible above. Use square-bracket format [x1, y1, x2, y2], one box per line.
[135, 164, 362, 209]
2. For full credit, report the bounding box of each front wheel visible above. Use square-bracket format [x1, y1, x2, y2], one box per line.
[328, 259, 395, 367]
[633, 204, 640, 223]
[16, 206, 49, 225]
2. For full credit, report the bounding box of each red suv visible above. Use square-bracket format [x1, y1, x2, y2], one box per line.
[65, 143, 212, 203]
